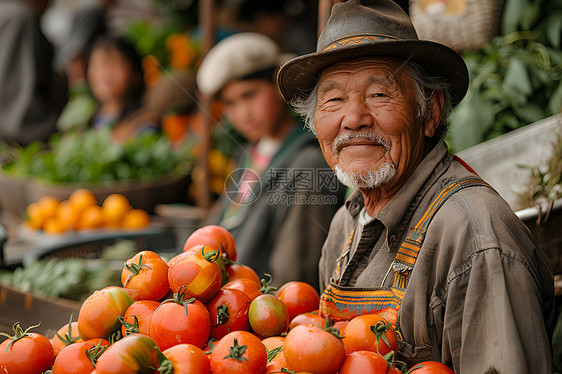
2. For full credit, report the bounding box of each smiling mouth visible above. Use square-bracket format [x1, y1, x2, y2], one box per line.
[333, 133, 390, 154]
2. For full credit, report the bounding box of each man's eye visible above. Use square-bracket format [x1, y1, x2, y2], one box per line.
[326, 97, 342, 102]
[370, 93, 387, 98]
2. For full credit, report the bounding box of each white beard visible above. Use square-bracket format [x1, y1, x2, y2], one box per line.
[334, 162, 397, 190]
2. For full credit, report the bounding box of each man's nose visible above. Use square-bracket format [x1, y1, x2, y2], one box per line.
[341, 98, 374, 131]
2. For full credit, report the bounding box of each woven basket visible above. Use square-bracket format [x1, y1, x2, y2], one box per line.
[409, 0, 504, 51]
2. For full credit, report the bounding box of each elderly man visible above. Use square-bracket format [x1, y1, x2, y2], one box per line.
[277, 0, 555, 372]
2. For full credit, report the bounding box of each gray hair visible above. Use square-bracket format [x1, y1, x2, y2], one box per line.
[290, 60, 453, 138]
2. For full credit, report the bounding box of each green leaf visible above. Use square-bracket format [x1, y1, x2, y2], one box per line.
[545, 13, 562, 48]
[502, 58, 533, 98]
[502, 0, 526, 34]
[448, 89, 496, 152]
[549, 81, 562, 114]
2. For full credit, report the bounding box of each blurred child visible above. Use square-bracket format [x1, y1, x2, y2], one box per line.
[86, 35, 157, 141]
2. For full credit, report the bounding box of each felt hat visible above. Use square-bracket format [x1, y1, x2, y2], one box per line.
[197, 32, 294, 97]
[277, 0, 469, 105]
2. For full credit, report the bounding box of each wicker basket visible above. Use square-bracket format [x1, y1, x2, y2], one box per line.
[409, 0, 505, 51]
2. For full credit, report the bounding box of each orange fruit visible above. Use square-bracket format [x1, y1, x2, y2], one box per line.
[25, 202, 46, 230]
[55, 200, 78, 232]
[77, 205, 104, 230]
[101, 193, 131, 228]
[37, 196, 60, 220]
[122, 209, 150, 230]
[43, 217, 66, 235]
[68, 189, 98, 217]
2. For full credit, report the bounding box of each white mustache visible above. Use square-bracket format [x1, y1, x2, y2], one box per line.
[332, 132, 391, 154]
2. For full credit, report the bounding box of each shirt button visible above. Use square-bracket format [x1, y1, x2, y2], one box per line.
[389, 234, 396, 243]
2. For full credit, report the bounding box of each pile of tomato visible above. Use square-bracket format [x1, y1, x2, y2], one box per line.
[0, 224, 455, 374]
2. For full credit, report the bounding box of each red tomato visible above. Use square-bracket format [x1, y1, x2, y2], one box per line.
[210, 331, 267, 374]
[276, 281, 320, 321]
[342, 315, 398, 357]
[338, 350, 389, 374]
[121, 251, 170, 301]
[226, 264, 261, 285]
[408, 361, 455, 373]
[168, 248, 223, 303]
[249, 294, 290, 337]
[149, 292, 211, 350]
[264, 354, 289, 374]
[120, 299, 160, 337]
[206, 288, 251, 339]
[222, 278, 263, 301]
[289, 312, 325, 330]
[0, 323, 55, 374]
[183, 224, 237, 261]
[94, 334, 160, 373]
[77, 286, 134, 340]
[51, 318, 81, 356]
[162, 343, 211, 374]
[284, 324, 346, 374]
[52, 339, 109, 373]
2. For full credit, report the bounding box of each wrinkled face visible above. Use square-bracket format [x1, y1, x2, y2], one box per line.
[88, 47, 136, 105]
[220, 79, 287, 143]
[314, 57, 435, 190]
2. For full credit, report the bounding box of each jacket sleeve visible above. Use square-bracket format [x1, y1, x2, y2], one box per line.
[441, 247, 554, 373]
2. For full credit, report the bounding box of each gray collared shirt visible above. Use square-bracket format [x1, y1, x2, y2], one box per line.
[319, 139, 555, 373]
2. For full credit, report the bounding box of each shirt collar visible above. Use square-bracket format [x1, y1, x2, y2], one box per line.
[344, 139, 451, 248]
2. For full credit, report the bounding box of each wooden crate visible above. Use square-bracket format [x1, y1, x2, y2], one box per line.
[0, 284, 81, 341]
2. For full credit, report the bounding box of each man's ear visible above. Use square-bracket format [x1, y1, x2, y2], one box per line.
[424, 91, 444, 138]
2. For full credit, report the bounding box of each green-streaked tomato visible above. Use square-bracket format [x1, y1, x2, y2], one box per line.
[93, 334, 160, 374]
[248, 294, 289, 338]
[78, 286, 134, 340]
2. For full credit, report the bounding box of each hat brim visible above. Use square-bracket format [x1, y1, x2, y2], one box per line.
[277, 39, 468, 106]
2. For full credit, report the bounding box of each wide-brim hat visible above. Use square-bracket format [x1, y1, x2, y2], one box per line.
[277, 0, 469, 106]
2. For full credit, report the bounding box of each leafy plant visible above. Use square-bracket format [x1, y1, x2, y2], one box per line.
[447, 0, 562, 152]
[517, 131, 562, 208]
[0, 130, 195, 184]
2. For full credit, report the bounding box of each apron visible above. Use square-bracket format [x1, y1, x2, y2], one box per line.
[319, 177, 491, 339]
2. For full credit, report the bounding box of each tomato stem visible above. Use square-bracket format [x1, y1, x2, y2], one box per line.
[124, 254, 152, 287]
[224, 338, 249, 362]
[0, 322, 41, 352]
[202, 246, 220, 263]
[259, 273, 277, 294]
[216, 305, 230, 326]
[118, 315, 139, 335]
[55, 314, 81, 347]
[323, 317, 344, 339]
[86, 340, 108, 368]
[204, 337, 218, 355]
[266, 345, 283, 363]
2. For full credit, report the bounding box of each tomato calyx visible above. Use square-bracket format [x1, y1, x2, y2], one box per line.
[156, 348, 174, 374]
[86, 340, 108, 368]
[280, 368, 296, 373]
[124, 254, 152, 287]
[215, 304, 230, 326]
[159, 286, 197, 316]
[371, 320, 392, 355]
[205, 337, 218, 355]
[259, 273, 277, 294]
[108, 329, 123, 344]
[118, 315, 139, 335]
[266, 345, 284, 363]
[202, 246, 221, 263]
[224, 337, 249, 362]
[323, 317, 344, 340]
[0, 322, 40, 352]
[56, 314, 81, 347]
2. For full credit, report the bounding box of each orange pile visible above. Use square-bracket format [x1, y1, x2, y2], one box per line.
[24, 189, 150, 235]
